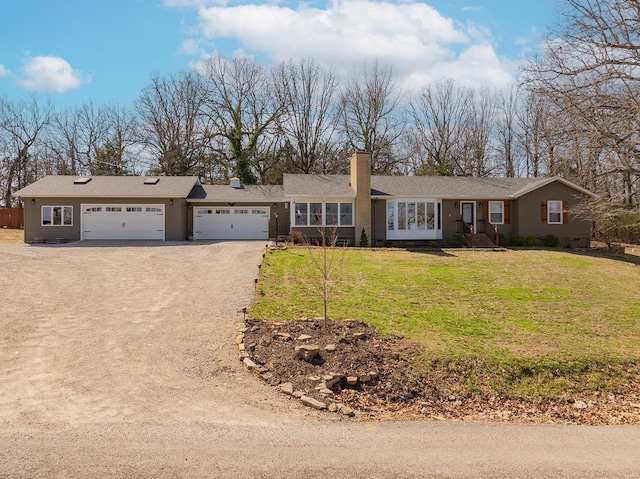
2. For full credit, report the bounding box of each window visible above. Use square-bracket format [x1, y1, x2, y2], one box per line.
[325, 203, 339, 226]
[488, 201, 504, 224]
[215, 209, 230, 214]
[85, 207, 102, 212]
[252, 209, 267, 215]
[389, 201, 439, 231]
[294, 201, 354, 227]
[234, 209, 249, 214]
[42, 206, 73, 226]
[548, 200, 563, 224]
[106, 207, 121, 212]
[295, 202, 308, 226]
[146, 207, 162, 213]
[126, 207, 142, 212]
[340, 203, 353, 226]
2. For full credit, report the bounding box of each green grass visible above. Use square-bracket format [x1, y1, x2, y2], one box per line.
[251, 247, 640, 398]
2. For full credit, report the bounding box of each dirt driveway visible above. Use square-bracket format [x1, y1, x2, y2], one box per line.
[1, 241, 640, 478]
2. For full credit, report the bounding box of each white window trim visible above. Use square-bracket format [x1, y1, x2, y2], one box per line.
[292, 201, 354, 227]
[488, 201, 504, 225]
[386, 199, 442, 240]
[42, 205, 73, 226]
[548, 200, 563, 224]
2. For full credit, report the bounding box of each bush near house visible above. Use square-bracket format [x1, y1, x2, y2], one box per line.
[544, 234, 560, 247]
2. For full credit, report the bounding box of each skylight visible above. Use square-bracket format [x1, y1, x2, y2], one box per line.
[144, 178, 160, 185]
[73, 177, 92, 185]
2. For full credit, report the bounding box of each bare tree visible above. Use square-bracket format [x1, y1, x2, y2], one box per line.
[0, 94, 52, 206]
[199, 55, 284, 184]
[273, 58, 339, 174]
[459, 86, 497, 176]
[495, 83, 522, 177]
[91, 102, 140, 175]
[136, 71, 209, 176]
[409, 79, 471, 176]
[338, 61, 405, 174]
[522, 0, 640, 205]
[302, 225, 346, 327]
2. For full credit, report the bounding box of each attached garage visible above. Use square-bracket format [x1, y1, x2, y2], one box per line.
[193, 206, 269, 240]
[82, 204, 165, 240]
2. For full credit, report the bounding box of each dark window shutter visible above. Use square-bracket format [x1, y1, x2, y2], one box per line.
[563, 200, 569, 224]
[482, 201, 488, 222]
[541, 201, 548, 224]
[504, 201, 511, 224]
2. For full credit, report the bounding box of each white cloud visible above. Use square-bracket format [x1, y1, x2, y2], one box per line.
[172, 0, 518, 90]
[18, 55, 92, 93]
[0, 64, 10, 77]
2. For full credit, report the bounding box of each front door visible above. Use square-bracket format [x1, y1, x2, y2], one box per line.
[461, 201, 475, 232]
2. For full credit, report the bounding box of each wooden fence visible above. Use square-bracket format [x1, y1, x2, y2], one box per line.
[0, 208, 24, 228]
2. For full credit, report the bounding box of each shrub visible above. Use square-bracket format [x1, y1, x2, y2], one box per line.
[382, 240, 394, 248]
[511, 235, 525, 246]
[450, 232, 463, 247]
[525, 235, 538, 247]
[290, 230, 302, 245]
[543, 234, 559, 247]
[359, 228, 369, 247]
[427, 241, 439, 248]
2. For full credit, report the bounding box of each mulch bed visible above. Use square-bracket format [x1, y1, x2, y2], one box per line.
[243, 318, 640, 424]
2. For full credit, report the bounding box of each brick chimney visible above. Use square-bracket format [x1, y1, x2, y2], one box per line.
[350, 150, 371, 246]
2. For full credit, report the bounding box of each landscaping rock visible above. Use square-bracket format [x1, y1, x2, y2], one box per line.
[243, 357, 257, 370]
[297, 334, 313, 341]
[339, 406, 355, 417]
[279, 382, 294, 395]
[300, 395, 327, 410]
[574, 400, 588, 410]
[347, 376, 358, 386]
[324, 344, 337, 352]
[295, 344, 320, 362]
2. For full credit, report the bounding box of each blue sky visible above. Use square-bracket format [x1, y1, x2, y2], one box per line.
[0, 0, 558, 107]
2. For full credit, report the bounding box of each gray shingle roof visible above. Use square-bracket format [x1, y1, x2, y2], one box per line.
[283, 173, 549, 199]
[283, 174, 355, 197]
[13, 175, 199, 198]
[188, 184, 285, 202]
[370, 176, 544, 199]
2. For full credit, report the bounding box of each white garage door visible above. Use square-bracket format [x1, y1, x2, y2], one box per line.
[194, 207, 269, 240]
[81, 204, 165, 240]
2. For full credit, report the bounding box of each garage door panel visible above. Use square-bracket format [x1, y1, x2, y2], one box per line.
[194, 207, 269, 240]
[82, 204, 165, 240]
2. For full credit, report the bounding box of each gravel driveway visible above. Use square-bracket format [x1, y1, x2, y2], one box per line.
[1, 241, 640, 478]
[0, 241, 301, 426]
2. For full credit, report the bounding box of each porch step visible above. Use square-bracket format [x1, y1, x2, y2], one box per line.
[464, 232, 496, 248]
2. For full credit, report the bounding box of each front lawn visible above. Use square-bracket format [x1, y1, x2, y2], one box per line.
[251, 247, 640, 399]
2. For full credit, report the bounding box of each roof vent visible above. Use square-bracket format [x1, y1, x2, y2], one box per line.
[73, 177, 92, 185]
[144, 177, 160, 185]
[230, 177, 241, 189]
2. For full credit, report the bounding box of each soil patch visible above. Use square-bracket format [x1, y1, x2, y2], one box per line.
[244, 319, 640, 425]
